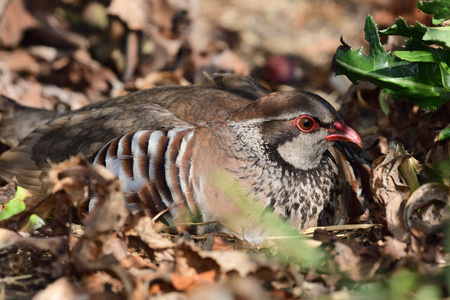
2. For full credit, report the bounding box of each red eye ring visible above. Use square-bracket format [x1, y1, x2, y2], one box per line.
[295, 116, 316, 132]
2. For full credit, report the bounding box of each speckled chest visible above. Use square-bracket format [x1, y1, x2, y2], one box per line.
[226, 121, 343, 229]
[243, 153, 342, 229]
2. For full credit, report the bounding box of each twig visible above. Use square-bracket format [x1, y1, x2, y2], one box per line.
[368, 257, 383, 278]
[165, 220, 222, 229]
[0, 274, 33, 284]
[302, 224, 382, 235]
[151, 204, 174, 223]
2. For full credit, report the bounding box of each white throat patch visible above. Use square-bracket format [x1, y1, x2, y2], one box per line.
[277, 135, 330, 170]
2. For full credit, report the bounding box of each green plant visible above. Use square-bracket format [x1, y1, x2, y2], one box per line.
[334, 1, 450, 110]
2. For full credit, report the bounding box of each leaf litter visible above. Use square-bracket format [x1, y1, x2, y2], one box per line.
[0, 0, 449, 299]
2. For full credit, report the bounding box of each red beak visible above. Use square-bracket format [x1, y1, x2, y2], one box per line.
[324, 122, 363, 149]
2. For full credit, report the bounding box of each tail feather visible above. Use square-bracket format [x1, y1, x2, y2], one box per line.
[0, 95, 61, 148]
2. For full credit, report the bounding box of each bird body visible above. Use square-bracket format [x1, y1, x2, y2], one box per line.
[0, 76, 371, 233]
[91, 126, 346, 232]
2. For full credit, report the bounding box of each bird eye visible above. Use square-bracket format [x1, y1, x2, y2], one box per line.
[295, 116, 315, 132]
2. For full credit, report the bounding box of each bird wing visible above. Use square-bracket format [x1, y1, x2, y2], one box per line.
[0, 83, 257, 195]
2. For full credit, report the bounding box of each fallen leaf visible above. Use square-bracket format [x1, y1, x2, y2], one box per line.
[121, 253, 158, 269]
[134, 71, 190, 90]
[378, 236, 408, 263]
[0, 177, 18, 205]
[371, 142, 416, 241]
[0, 228, 66, 255]
[133, 216, 174, 249]
[0, 228, 21, 248]
[33, 277, 82, 300]
[171, 269, 216, 292]
[404, 183, 450, 248]
[0, 50, 39, 74]
[198, 249, 258, 278]
[107, 0, 149, 31]
[333, 242, 363, 280]
[0, 0, 38, 47]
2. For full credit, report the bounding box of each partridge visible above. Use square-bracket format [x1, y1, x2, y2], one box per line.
[0, 75, 371, 233]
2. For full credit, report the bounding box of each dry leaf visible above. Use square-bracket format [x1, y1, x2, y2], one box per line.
[198, 249, 258, 277]
[333, 242, 363, 280]
[0, 177, 18, 204]
[107, 0, 149, 31]
[0, 228, 66, 255]
[378, 236, 408, 264]
[171, 269, 216, 292]
[0, 228, 21, 248]
[0, 0, 38, 47]
[33, 277, 81, 300]
[0, 50, 39, 74]
[404, 183, 450, 247]
[133, 216, 174, 249]
[371, 142, 417, 241]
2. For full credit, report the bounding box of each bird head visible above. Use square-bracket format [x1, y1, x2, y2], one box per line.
[228, 91, 363, 170]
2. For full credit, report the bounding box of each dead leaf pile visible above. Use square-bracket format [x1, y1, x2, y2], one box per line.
[0, 0, 248, 112]
[0, 158, 332, 299]
[0, 143, 448, 299]
[0, 1, 449, 299]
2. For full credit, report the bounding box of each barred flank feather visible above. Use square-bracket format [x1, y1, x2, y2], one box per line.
[92, 128, 197, 224]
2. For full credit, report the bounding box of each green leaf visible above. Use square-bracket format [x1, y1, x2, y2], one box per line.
[379, 17, 450, 49]
[413, 285, 442, 300]
[379, 17, 428, 40]
[22, 214, 46, 232]
[423, 27, 450, 48]
[0, 186, 28, 221]
[438, 126, 450, 140]
[417, 0, 450, 25]
[334, 15, 450, 109]
[389, 269, 418, 298]
[379, 90, 390, 115]
[394, 50, 450, 88]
